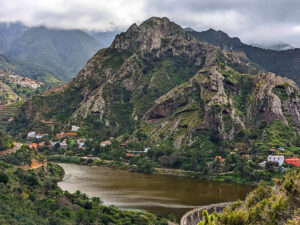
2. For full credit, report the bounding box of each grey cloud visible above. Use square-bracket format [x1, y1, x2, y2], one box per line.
[0, 0, 299, 47]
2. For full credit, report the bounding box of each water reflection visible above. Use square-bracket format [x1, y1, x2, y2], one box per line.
[58, 163, 253, 218]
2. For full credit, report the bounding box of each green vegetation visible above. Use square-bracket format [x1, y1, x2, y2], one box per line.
[5, 26, 102, 81]
[197, 169, 300, 225]
[252, 120, 300, 156]
[0, 145, 168, 225]
[0, 54, 61, 87]
[272, 85, 289, 101]
[0, 130, 14, 151]
[136, 158, 157, 174]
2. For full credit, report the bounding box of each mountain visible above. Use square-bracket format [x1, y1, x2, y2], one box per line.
[11, 17, 300, 152]
[0, 53, 61, 87]
[0, 21, 28, 53]
[4, 26, 103, 81]
[186, 28, 300, 86]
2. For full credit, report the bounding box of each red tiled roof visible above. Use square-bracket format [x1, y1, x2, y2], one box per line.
[285, 157, 300, 167]
[100, 140, 111, 145]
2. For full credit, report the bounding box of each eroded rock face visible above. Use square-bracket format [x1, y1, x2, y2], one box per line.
[16, 17, 300, 146]
[144, 65, 300, 146]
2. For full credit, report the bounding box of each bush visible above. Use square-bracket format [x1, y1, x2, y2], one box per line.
[136, 158, 157, 174]
[0, 172, 8, 184]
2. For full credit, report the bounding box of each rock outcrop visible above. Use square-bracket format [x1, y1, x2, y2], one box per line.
[13, 17, 300, 147]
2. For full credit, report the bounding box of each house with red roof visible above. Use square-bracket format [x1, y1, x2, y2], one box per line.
[100, 140, 111, 147]
[285, 157, 300, 167]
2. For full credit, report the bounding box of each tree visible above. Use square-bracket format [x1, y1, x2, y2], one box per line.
[198, 210, 216, 225]
[0, 172, 8, 184]
[136, 158, 157, 174]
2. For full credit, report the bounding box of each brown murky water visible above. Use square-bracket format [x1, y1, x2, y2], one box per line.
[58, 163, 253, 218]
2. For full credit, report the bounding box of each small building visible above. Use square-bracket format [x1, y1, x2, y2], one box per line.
[35, 134, 44, 139]
[77, 139, 85, 149]
[285, 157, 300, 167]
[267, 155, 284, 166]
[269, 148, 276, 153]
[29, 143, 39, 151]
[215, 156, 225, 162]
[27, 131, 36, 138]
[100, 140, 111, 147]
[51, 141, 59, 148]
[65, 132, 77, 137]
[60, 140, 68, 150]
[242, 154, 252, 160]
[259, 161, 267, 169]
[8, 117, 14, 122]
[125, 153, 134, 157]
[71, 125, 80, 132]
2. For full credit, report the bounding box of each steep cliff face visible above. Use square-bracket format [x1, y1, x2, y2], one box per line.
[13, 17, 300, 146]
[144, 63, 300, 147]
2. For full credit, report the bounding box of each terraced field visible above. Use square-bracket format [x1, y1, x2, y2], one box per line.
[0, 101, 23, 129]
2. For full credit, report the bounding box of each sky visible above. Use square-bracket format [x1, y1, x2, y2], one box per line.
[0, 0, 300, 47]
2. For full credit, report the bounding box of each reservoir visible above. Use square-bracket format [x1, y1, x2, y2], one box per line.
[58, 163, 253, 218]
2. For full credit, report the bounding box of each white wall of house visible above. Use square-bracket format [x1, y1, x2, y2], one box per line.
[267, 155, 284, 166]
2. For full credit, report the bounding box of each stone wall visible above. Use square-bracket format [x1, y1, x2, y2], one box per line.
[180, 202, 234, 225]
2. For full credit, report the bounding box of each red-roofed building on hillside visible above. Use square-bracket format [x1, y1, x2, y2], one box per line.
[65, 132, 77, 137]
[100, 140, 111, 147]
[215, 156, 225, 162]
[29, 143, 39, 151]
[285, 157, 300, 167]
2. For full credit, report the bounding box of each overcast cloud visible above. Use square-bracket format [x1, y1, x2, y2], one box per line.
[0, 0, 299, 47]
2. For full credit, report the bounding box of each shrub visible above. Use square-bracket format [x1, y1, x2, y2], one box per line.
[0, 172, 8, 184]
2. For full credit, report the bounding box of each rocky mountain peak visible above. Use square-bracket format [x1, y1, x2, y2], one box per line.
[111, 17, 184, 52]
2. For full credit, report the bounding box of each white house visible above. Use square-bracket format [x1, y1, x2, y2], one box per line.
[71, 125, 80, 132]
[267, 155, 285, 166]
[77, 139, 85, 148]
[35, 134, 44, 139]
[60, 140, 68, 150]
[259, 161, 267, 168]
[27, 131, 36, 138]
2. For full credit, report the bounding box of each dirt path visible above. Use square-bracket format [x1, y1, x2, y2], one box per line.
[0, 142, 23, 155]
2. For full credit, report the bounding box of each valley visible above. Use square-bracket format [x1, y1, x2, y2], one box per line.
[0, 5, 299, 224]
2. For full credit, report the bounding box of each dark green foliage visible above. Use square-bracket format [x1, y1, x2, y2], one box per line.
[272, 85, 289, 101]
[0, 172, 8, 183]
[0, 152, 168, 225]
[5, 26, 102, 81]
[2, 145, 44, 166]
[136, 158, 157, 174]
[203, 169, 300, 225]
[0, 130, 14, 151]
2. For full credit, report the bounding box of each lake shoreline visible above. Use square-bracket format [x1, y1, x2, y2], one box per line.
[57, 162, 254, 220]
[48, 154, 258, 186]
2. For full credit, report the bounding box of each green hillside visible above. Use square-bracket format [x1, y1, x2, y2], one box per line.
[0, 54, 61, 87]
[5, 26, 103, 81]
